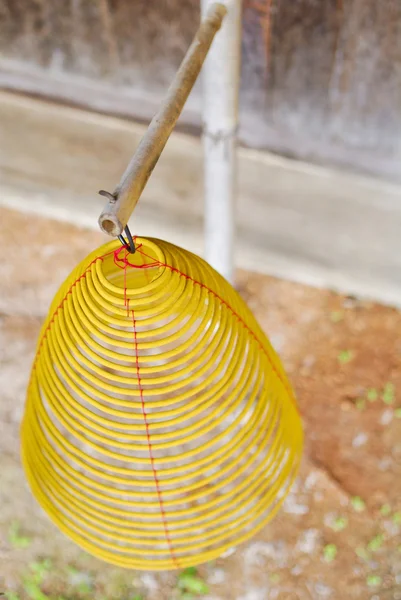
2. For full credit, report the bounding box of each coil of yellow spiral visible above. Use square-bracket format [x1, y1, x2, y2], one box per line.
[22, 237, 303, 570]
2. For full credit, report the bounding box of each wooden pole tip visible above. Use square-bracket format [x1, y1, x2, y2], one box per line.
[98, 213, 123, 236]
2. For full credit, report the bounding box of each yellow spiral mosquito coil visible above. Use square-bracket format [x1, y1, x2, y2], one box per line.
[22, 237, 303, 570]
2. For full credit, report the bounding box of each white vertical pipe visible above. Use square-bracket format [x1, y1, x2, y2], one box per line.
[201, 0, 242, 283]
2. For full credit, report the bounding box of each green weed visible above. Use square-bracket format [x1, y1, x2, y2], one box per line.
[177, 567, 209, 597]
[355, 398, 366, 411]
[8, 521, 31, 549]
[338, 350, 354, 364]
[22, 560, 53, 600]
[380, 504, 391, 517]
[323, 544, 337, 562]
[393, 512, 401, 525]
[367, 388, 378, 402]
[367, 534, 384, 552]
[382, 382, 395, 404]
[350, 496, 365, 512]
[330, 516, 348, 532]
[23, 581, 49, 600]
[366, 574, 382, 587]
[29, 560, 52, 585]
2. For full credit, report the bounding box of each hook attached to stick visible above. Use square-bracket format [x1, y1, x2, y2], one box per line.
[97, 3, 227, 238]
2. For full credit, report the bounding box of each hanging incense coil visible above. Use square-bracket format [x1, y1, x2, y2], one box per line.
[22, 238, 303, 570]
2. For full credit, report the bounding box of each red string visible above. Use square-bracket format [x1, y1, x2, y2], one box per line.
[123, 247, 128, 315]
[120, 242, 178, 564]
[113, 244, 160, 271]
[131, 308, 179, 567]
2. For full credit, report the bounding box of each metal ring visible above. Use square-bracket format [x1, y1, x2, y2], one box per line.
[118, 225, 136, 253]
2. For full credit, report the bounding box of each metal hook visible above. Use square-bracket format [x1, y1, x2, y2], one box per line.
[98, 189, 117, 203]
[118, 224, 136, 254]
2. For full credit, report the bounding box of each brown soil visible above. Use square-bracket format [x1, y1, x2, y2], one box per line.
[1, 207, 400, 600]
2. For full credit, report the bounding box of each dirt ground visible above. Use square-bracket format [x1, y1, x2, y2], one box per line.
[0, 206, 400, 600]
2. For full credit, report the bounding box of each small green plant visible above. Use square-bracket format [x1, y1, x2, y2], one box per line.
[77, 583, 92, 595]
[177, 567, 209, 597]
[393, 512, 401, 525]
[395, 408, 401, 418]
[323, 544, 337, 562]
[23, 581, 49, 600]
[355, 398, 365, 411]
[367, 388, 378, 402]
[269, 573, 280, 584]
[382, 382, 395, 404]
[330, 516, 348, 532]
[23, 560, 52, 600]
[366, 574, 382, 587]
[5, 593, 20, 600]
[380, 504, 391, 517]
[29, 560, 52, 584]
[338, 350, 354, 365]
[367, 534, 384, 552]
[8, 521, 31, 549]
[330, 311, 344, 323]
[351, 496, 365, 512]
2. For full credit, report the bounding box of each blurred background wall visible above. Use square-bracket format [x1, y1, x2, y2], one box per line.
[1, 0, 401, 182]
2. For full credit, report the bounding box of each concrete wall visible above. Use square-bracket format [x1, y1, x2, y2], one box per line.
[1, 0, 401, 182]
[2, 91, 401, 307]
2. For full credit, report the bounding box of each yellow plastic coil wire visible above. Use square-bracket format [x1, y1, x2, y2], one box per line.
[22, 237, 303, 570]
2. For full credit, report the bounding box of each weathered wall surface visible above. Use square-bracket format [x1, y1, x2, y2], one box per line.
[1, 0, 401, 181]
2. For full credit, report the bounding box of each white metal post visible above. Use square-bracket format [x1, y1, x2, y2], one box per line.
[201, 0, 242, 283]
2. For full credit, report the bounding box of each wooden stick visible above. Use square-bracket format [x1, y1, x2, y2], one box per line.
[98, 2, 227, 237]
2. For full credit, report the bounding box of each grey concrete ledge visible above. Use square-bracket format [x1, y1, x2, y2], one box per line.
[1, 90, 400, 307]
